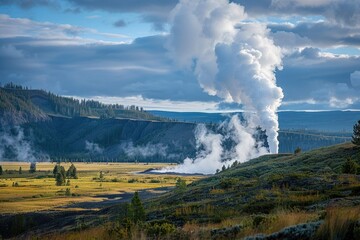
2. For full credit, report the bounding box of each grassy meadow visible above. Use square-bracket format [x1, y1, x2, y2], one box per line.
[0, 162, 203, 214]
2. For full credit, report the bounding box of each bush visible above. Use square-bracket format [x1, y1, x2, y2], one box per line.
[219, 177, 239, 189]
[342, 158, 358, 174]
[149, 179, 161, 183]
[146, 222, 176, 238]
[175, 178, 187, 192]
[294, 147, 302, 154]
[65, 188, 71, 196]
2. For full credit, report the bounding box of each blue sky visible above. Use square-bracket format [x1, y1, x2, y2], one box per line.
[0, 0, 360, 112]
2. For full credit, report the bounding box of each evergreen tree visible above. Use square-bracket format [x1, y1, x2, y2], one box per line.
[129, 192, 145, 223]
[56, 172, 65, 186]
[342, 158, 358, 174]
[59, 166, 66, 178]
[0, 165, 3, 175]
[175, 178, 187, 192]
[29, 162, 36, 173]
[19, 167, 22, 174]
[53, 164, 60, 177]
[66, 164, 78, 179]
[352, 120, 360, 146]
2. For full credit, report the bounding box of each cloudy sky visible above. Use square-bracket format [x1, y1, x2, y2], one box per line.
[1, 0, 360, 112]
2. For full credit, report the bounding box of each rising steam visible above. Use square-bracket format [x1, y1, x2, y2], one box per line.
[0, 126, 48, 162]
[162, 0, 283, 173]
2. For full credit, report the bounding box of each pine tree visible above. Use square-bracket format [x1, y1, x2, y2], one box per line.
[0, 165, 3, 175]
[19, 167, 22, 174]
[29, 162, 36, 173]
[66, 164, 78, 179]
[352, 120, 360, 146]
[53, 164, 60, 177]
[56, 172, 65, 186]
[342, 158, 358, 174]
[175, 178, 187, 192]
[129, 192, 145, 223]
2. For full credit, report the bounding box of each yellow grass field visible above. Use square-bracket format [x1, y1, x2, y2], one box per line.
[0, 162, 203, 214]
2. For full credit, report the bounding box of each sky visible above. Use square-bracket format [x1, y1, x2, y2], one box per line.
[0, 0, 360, 112]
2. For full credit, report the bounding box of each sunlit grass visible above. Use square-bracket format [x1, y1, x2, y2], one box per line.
[0, 161, 203, 213]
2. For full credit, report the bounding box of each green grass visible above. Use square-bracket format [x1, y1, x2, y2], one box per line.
[0, 162, 203, 213]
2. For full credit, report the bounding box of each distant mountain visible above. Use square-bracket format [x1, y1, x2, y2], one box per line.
[149, 110, 360, 132]
[0, 83, 165, 125]
[0, 84, 355, 162]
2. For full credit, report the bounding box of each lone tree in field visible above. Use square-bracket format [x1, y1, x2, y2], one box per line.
[56, 172, 65, 186]
[129, 191, 145, 223]
[0, 165, 3, 175]
[66, 164, 78, 179]
[19, 167, 22, 174]
[352, 120, 360, 146]
[29, 162, 36, 173]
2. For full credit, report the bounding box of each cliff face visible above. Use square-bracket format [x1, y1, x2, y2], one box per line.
[23, 116, 198, 162]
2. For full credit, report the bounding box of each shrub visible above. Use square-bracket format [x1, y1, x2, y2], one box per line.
[342, 158, 358, 174]
[65, 188, 71, 196]
[146, 222, 176, 238]
[175, 178, 187, 192]
[149, 179, 161, 183]
[294, 147, 302, 155]
[219, 177, 239, 189]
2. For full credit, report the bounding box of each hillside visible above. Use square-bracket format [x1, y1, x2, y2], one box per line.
[0, 88, 49, 125]
[140, 142, 360, 239]
[8, 142, 359, 240]
[0, 84, 165, 124]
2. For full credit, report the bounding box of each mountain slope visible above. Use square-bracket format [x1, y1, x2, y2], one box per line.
[0, 88, 49, 125]
[0, 85, 165, 123]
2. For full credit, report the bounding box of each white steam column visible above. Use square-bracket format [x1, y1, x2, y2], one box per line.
[167, 0, 283, 154]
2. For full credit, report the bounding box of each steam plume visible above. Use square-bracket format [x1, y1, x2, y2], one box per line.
[155, 115, 268, 174]
[0, 126, 48, 162]
[85, 140, 103, 154]
[120, 142, 168, 158]
[167, 0, 283, 153]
